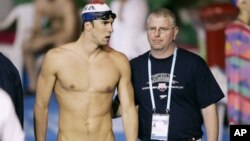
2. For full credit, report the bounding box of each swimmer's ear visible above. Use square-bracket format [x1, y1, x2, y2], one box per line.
[84, 21, 93, 31]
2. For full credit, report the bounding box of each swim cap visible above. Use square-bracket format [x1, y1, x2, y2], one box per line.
[81, 1, 116, 22]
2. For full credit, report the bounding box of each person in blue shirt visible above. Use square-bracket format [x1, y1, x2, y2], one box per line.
[113, 8, 224, 141]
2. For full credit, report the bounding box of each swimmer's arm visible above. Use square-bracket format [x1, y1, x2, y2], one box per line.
[202, 103, 219, 141]
[117, 55, 138, 141]
[34, 51, 57, 141]
[112, 99, 138, 118]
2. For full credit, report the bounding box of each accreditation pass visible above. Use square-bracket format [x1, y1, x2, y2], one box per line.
[151, 114, 170, 140]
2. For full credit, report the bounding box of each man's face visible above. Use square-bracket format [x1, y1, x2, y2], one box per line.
[146, 14, 178, 52]
[91, 18, 114, 46]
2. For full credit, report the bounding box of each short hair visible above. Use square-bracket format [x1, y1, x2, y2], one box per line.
[81, 22, 93, 32]
[147, 8, 177, 27]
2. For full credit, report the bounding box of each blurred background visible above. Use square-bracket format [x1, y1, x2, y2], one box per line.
[0, 0, 247, 141]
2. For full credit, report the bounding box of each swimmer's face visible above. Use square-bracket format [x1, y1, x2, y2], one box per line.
[91, 18, 114, 46]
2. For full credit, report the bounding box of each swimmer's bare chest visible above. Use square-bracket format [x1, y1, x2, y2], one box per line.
[54, 60, 117, 141]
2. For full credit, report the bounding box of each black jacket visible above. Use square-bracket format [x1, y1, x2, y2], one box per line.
[0, 52, 23, 127]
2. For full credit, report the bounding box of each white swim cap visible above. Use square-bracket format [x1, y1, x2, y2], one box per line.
[81, 1, 116, 22]
[82, 2, 111, 14]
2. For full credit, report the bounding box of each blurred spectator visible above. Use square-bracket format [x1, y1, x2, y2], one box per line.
[226, 0, 250, 124]
[177, 8, 199, 52]
[200, 3, 238, 68]
[109, 0, 149, 60]
[23, 0, 81, 95]
[0, 52, 23, 127]
[0, 0, 13, 21]
[0, 88, 24, 141]
[0, 2, 35, 79]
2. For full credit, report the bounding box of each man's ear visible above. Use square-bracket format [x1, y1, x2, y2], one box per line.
[173, 27, 179, 41]
[84, 21, 93, 31]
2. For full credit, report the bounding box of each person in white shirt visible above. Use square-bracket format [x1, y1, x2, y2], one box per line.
[0, 88, 24, 141]
[110, 0, 150, 60]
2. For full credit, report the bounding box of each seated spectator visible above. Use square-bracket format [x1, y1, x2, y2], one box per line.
[23, 0, 81, 95]
[0, 2, 35, 79]
[109, 0, 149, 60]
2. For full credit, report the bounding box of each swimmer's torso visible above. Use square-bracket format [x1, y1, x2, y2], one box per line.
[52, 45, 120, 141]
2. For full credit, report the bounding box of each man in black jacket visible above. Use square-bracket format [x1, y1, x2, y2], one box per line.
[0, 52, 23, 127]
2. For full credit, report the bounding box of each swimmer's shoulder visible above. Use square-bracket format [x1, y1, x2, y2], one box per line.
[45, 42, 75, 60]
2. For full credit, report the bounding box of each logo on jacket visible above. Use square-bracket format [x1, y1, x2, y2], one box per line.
[158, 83, 167, 92]
[142, 73, 183, 92]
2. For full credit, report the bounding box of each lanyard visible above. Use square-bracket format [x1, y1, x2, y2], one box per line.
[148, 47, 178, 114]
